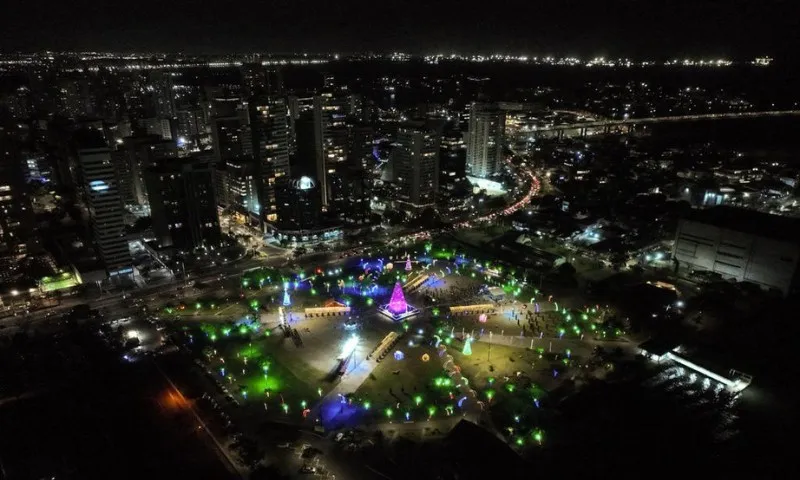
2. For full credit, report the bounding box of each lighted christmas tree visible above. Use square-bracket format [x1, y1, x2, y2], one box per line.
[282, 288, 291, 307]
[387, 282, 408, 314]
[405, 256, 412, 271]
[462, 335, 473, 356]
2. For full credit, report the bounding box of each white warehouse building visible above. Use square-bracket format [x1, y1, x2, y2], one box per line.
[673, 206, 800, 296]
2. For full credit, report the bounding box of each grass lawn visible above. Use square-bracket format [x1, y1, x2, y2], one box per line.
[355, 341, 460, 421]
[178, 321, 328, 417]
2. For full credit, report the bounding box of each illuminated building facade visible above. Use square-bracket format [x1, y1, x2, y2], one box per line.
[313, 93, 349, 207]
[466, 103, 505, 178]
[217, 157, 260, 215]
[394, 124, 440, 211]
[249, 96, 290, 221]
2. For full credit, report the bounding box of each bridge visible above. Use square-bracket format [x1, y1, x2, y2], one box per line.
[531, 110, 800, 138]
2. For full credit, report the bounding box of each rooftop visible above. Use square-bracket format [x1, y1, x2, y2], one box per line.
[683, 206, 800, 244]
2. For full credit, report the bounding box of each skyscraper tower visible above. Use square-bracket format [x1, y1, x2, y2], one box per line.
[312, 93, 349, 207]
[394, 124, 440, 211]
[249, 96, 290, 222]
[289, 93, 349, 208]
[466, 103, 506, 178]
[77, 135, 132, 279]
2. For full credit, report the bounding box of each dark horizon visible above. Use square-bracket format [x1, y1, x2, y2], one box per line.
[1, 0, 795, 60]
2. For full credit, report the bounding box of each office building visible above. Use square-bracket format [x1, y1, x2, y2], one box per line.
[249, 96, 290, 221]
[394, 125, 440, 211]
[466, 103, 505, 178]
[145, 155, 221, 250]
[673, 206, 800, 296]
[77, 142, 132, 278]
[292, 110, 321, 180]
[276, 176, 322, 232]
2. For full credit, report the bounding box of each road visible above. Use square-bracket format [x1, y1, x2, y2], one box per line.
[454, 162, 540, 227]
[4, 160, 540, 335]
[533, 109, 800, 133]
[152, 358, 248, 479]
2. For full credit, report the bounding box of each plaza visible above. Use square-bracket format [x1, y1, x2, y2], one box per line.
[156, 240, 628, 451]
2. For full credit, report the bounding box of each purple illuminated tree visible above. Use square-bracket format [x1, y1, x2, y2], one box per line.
[387, 282, 408, 314]
[405, 256, 412, 271]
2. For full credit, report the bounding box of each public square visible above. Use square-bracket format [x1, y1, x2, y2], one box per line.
[154, 241, 629, 452]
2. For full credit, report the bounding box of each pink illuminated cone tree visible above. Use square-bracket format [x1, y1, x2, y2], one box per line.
[387, 282, 408, 314]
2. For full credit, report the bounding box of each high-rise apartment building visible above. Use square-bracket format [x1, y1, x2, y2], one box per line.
[141, 117, 173, 140]
[394, 125, 440, 211]
[147, 70, 176, 119]
[0, 125, 34, 285]
[0, 125, 33, 257]
[113, 134, 178, 208]
[466, 103, 505, 178]
[292, 93, 351, 208]
[249, 96, 290, 221]
[241, 63, 284, 98]
[77, 143, 132, 278]
[217, 157, 260, 215]
[145, 154, 221, 250]
[175, 107, 208, 146]
[210, 107, 252, 165]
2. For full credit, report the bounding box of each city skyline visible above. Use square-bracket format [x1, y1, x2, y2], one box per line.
[1, 0, 795, 60]
[1, 9, 799, 477]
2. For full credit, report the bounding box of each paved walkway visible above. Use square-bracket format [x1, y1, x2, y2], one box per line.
[305, 351, 380, 425]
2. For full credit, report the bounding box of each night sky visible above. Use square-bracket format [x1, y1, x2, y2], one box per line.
[1, 0, 796, 58]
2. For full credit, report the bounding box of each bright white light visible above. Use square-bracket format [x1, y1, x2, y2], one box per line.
[297, 176, 315, 190]
[338, 335, 359, 359]
[126, 330, 140, 340]
[90, 180, 109, 192]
